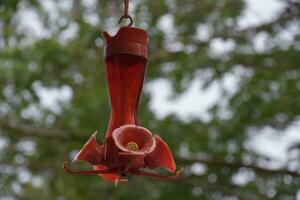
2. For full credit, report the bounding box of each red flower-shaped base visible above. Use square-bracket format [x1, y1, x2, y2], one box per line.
[64, 125, 183, 183]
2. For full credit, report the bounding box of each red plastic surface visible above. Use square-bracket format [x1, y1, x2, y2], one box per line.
[64, 27, 183, 183]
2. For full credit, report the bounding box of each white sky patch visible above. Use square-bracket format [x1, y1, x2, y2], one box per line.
[190, 162, 207, 176]
[31, 176, 44, 188]
[32, 81, 73, 114]
[146, 67, 244, 122]
[209, 38, 236, 57]
[16, 0, 75, 44]
[0, 137, 9, 151]
[157, 14, 175, 36]
[40, 0, 78, 43]
[0, 103, 11, 116]
[275, 22, 300, 50]
[146, 78, 217, 122]
[15, 4, 51, 41]
[82, 0, 99, 26]
[232, 168, 256, 186]
[58, 0, 74, 11]
[157, 14, 177, 50]
[245, 121, 300, 168]
[297, 191, 300, 200]
[17, 168, 32, 184]
[38, 0, 59, 23]
[252, 22, 300, 53]
[21, 104, 43, 120]
[59, 22, 79, 43]
[16, 140, 36, 156]
[83, 13, 99, 26]
[238, 0, 286, 29]
[38, 0, 74, 24]
[82, 0, 97, 8]
[252, 31, 270, 53]
[11, 181, 22, 195]
[166, 42, 184, 52]
[196, 24, 213, 42]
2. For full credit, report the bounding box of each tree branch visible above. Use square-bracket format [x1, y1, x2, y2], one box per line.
[1, 117, 299, 177]
[0, 117, 85, 141]
[177, 157, 300, 177]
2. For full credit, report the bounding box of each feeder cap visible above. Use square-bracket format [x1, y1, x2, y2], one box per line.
[103, 26, 148, 59]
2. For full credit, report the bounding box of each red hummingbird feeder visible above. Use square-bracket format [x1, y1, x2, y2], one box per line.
[63, 0, 183, 184]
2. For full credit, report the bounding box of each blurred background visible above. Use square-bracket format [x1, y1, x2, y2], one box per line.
[0, 0, 300, 199]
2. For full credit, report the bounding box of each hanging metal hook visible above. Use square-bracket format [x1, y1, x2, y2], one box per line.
[118, 15, 133, 27]
[118, 0, 133, 26]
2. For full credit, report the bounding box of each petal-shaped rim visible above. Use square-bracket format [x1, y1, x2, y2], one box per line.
[112, 125, 156, 155]
[73, 132, 98, 162]
[145, 135, 176, 172]
[72, 132, 104, 165]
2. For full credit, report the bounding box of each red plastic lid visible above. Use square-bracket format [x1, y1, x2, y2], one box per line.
[103, 26, 148, 59]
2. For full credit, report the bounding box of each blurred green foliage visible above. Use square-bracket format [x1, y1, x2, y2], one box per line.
[0, 0, 300, 200]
